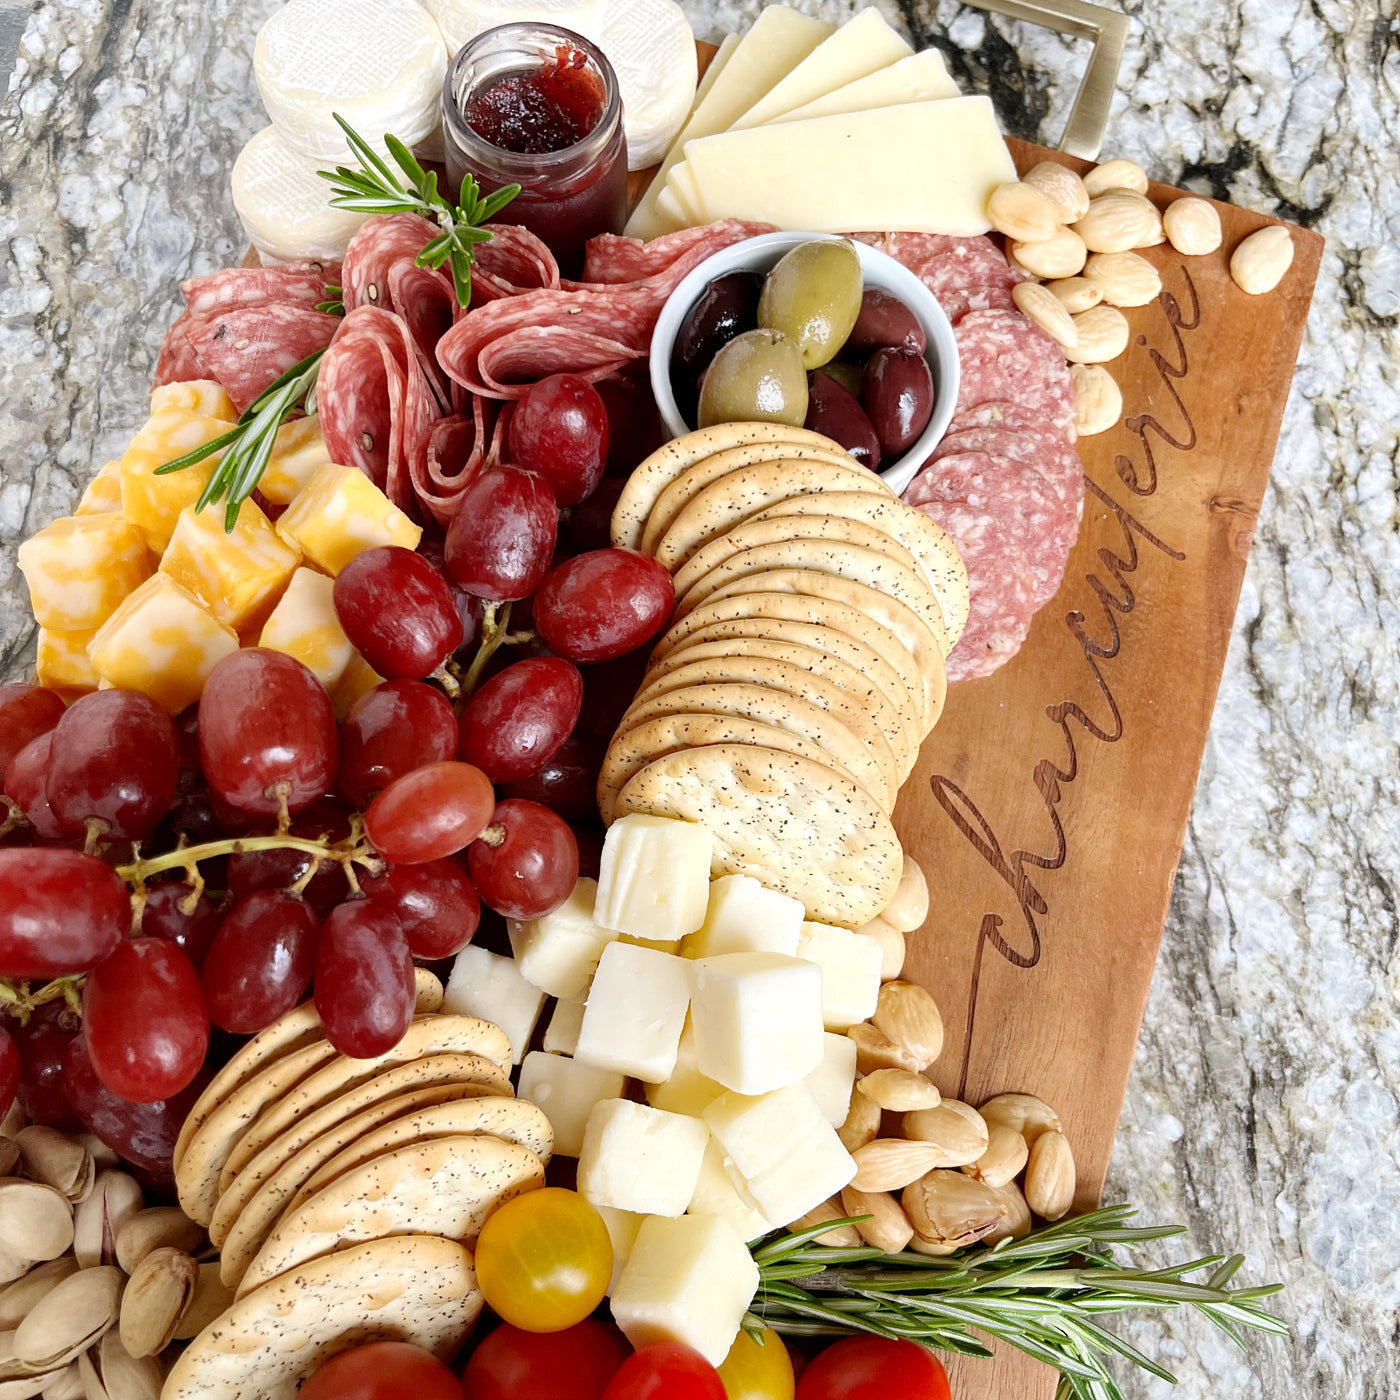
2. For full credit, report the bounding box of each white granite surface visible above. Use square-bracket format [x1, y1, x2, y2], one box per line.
[2, 2, 1397, 1395]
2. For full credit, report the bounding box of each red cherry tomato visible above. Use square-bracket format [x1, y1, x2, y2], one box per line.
[601, 1341, 726, 1400]
[299, 1341, 462, 1400]
[463, 1319, 629, 1400]
[794, 1338, 951, 1400]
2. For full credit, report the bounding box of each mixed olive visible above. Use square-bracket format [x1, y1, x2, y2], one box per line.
[671, 239, 937, 470]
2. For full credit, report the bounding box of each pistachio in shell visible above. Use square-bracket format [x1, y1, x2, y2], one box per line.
[116, 1250, 194, 1360]
[72, 1178, 142, 1273]
[0, 1142, 20, 1179]
[0, 1248, 31, 1289]
[0, 1261, 79, 1331]
[74, 1140, 118, 1176]
[1, 1102, 24, 1141]
[77, 1333, 163, 1400]
[0, 1372, 65, 1400]
[169, 1264, 233, 1343]
[0, 1184, 74, 1265]
[112, 1213, 204, 1279]
[38, 1363, 82, 1400]
[14, 1133, 92, 1206]
[13, 1266, 122, 1371]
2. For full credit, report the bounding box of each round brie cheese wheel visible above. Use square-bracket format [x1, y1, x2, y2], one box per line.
[232, 126, 370, 264]
[421, 0, 604, 56]
[255, 0, 449, 161]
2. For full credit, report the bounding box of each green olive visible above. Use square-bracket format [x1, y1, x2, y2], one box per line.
[758, 240, 864, 370]
[818, 358, 866, 398]
[696, 329, 809, 429]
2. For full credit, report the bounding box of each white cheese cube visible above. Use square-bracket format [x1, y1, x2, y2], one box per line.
[806, 1034, 859, 1126]
[680, 874, 805, 960]
[704, 1084, 856, 1228]
[578, 1100, 709, 1218]
[442, 947, 546, 1065]
[543, 998, 586, 1056]
[595, 814, 712, 941]
[517, 1052, 624, 1158]
[507, 877, 617, 1000]
[689, 1138, 772, 1243]
[610, 1215, 760, 1367]
[595, 1205, 644, 1295]
[618, 932, 682, 954]
[645, 1018, 725, 1119]
[797, 922, 883, 1029]
[575, 942, 691, 1084]
[688, 953, 824, 1096]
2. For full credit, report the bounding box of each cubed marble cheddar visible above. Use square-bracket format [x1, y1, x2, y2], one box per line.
[88, 573, 238, 714]
[275, 463, 421, 575]
[258, 416, 337, 506]
[17, 514, 151, 631]
[119, 410, 230, 552]
[330, 650, 383, 721]
[161, 499, 300, 632]
[258, 568, 355, 692]
[75, 461, 124, 515]
[150, 380, 239, 423]
[35, 629, 99, 694]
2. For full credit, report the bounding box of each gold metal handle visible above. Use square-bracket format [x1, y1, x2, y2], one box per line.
[962, 0, 1128, 160]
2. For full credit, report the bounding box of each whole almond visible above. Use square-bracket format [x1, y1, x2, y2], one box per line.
[960, 1122, 1029, 1187]
[1083, 251, 1162, 307]
[851, 1139, 946, 1192]
[793, 1198, 863, 1248]
[902, 1099, 989, 1167]
[1084, 158, 1149, 196]
[1230, 226, 1294, 294]
[1024, 1130, 1076, 1220]
[1046, 277, 1103, 314]
[846, 1021, 923, 1076]
[1022, 161, 1090, 222]
[841, 1186, 915, 1255]
[1064, 305, 1130, 364]
[1010, 227, 1087, 281]
[1072, 190, 1163, 253]
[978, 1092, 1062, 1147]
[837, 1090, 883, 1154]
[902, 1170, 1004, 1250]
[1070, 364, 1122, 436]
[871, 982, 943, 1071]
[986, 182, 1059, 243]
[855, 917, 906, 982]
[880, 857, 928, 934]
[118, 1247, 197, 1358]
[857, 1069, 942, 1113]
[1163, 196, 1222, 255]
[983, 1180, 1034, 1243]
[1012, 282, 1079, 350]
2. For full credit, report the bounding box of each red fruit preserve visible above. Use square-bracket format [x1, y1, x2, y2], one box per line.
[443, 23, 628, 279]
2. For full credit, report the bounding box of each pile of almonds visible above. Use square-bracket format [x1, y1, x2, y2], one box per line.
[985, 156, 1295, 438]
[0, 1106, 227, 1400]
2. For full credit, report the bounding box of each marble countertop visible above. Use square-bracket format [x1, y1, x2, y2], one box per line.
[2, 1, 1397, 1394]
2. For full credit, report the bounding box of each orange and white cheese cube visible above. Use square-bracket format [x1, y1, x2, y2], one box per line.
[119, 410, 231, 553]
[275, 463, 421, 576]
[258, 567, 355, 691]
[160, 498, 300, 632]
[258, 416, 337, 506]
[331, 649, 384, 720]
[150, 380, 239, 423]
[75, 460, 124, 516]
[36, 629, 100, 694]
[17, 513, 151, 631]
[88, 573, 238, 714]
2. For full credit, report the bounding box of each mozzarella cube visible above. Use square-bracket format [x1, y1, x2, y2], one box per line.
[442, 947, 546, 1064]
[543, 998, 586, 1055]
[88, 573, 238, 714]
[18, 514, 152, 632]
[645, 1018, 725, 1119]
[610, 1214, 760, 1366]
[331, 650, 383, 720]
[76, 461, 124, 516]
[595, 1205, 644, 1294]
[575, 942, 690, 1083]
[797, 922, 883, 1028]
[150, 380, 239, 423]
[507, 877, 617, 1000]
[689, 1138, 772, 1243]
[517, 1052, 624, 1158]
[688, 953, 824, 1096]
[258, 415, 337, 505]
[118, 410, 230, 552]
[275, 462, 421, 575]
[258, 568, 356, 688]
[35, 629, 99, 695]
[681, 875, 805, 959]
[806, 1033, 859, 1126]
[594, 815, 712, 941]
[704, 1084, 857, 1228]
[577, 1100, 709, 1218]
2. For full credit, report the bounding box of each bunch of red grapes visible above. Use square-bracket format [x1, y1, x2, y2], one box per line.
[0, 373, 672, 1180]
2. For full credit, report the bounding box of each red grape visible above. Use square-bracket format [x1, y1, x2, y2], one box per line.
[365, 761, 495, 864]
[8, 1003, 80, 1129]
[141, 881, 221, 970]
[362, 860, 481, 960]
[82, 939, 209, 1104]
[0, 684, 65, 778]
[596, 377, 664, 478]
[314, 901, 414, 1058]
[174, 705, 203, 780]
[0, 1023, 17, 1121]
[5, 734, 75, 841]
[200, 649, 338, 818]
[338, 681, 458, 807]
[502, 731, 605, 822]
[420, 537, 486, 658]
[202, 890, 319, 1035]
[534, 550, 674, 663]
[508, 374, 609, 506]
[226, 799, 354, 913]
[468, 799, 578, 920]
[459, 658, 583, 784]
[333, 547, 462, 680]
[0, 848, 130, 978]
[444, 466, 558, 601]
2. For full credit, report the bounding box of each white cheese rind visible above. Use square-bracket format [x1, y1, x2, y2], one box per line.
[594, 814, 712, 942]
[508, 877, 616, 1000]
[442, 947, 546, 1064]
[681, 874, 805, 960]
[517, 1052, 624, 1158]
[797, 922, 885, 1030]
[577, 1099, 710, 1217]
[575, 942, 691, 1083]
[770, 47, 960, 124]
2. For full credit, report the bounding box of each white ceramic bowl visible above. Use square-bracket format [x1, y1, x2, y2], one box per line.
[649, 231, 958, 496]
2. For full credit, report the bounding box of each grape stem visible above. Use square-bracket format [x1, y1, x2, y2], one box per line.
[458, 601, 514, 700]
[476, 823, 506, 848]
[117, 827, 385, 889]
[0, 975, 85, 1023]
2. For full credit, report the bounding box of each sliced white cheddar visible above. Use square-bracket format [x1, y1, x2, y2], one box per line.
[517, 1052, 624, 1158]
[594, 814, 712, 942]
[728, 8, 912, 131]
[575, 941, 691, 1083]
[258, 567, 355, 689]
[577, 1099, 709, 1217]
[655, 184, 690, 228]
[770, 47, 960, 124]
[625, 4, 834, 238]
[664, 161, 707, 224]
[682, 96, 1017, 235]
[442, 947, 546, 1065]
[508, 877, 617, 1001]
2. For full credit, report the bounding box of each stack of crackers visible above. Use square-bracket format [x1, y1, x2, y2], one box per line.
[164, 969, 553, 1399]
[606, 425, 969, 931]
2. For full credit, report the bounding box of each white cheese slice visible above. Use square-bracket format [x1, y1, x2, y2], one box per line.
[508, 876, 616, 1000]
[578, 1099, 710, 1217]
[255, 0, 448, 161]
[682, 96, 1017, 235]
[728, 8, 912, 131]
[594, 814, 712, 942]
[689, 31, 739, 114]
[806, 1033, 859, 1126]
[575, 941, 691, 1083]
[797, 922, 883, 1030]
[518, 1051, 624, 1157]
[664, 162, 707, 224]
[625, 4, 834, 238]
[680, 874, 805, 960]
[770, 47, 960, 125]
[543, 997, 586, 1055]
[442, 947, 546, 1064]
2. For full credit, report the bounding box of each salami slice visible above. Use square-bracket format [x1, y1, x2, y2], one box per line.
[933, 424, 1084, 514]
[417, 407, 489, 528]
[387, 259, 456, 406]
[579, 219, 771, 285]
[473, 225, 561, 300]
[342, 213, 440, 312]
[185, 304, 341, 412]
[867, 232, 1022, 322]
[952, 309, 1076, 438]
[153, 316, 207, 388]
[179, 263, 342, 320]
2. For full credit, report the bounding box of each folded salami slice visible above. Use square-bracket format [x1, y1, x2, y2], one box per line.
[343, 213, 441, 313]
[153, 317, 207, 388]
[178, 262, 342, 320]
[473, 224, 561, 300]
[184, 303, 341, 412]
[414, 395, 506, 528]
[579, 219, 771, 285]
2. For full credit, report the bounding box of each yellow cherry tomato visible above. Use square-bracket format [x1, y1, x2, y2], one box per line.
[475, 1187, 612, 1333]
[718, 1325, 796, 1400]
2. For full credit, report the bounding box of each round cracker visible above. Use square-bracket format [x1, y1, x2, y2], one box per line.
[237, 1136, 545, 1297]
[654, 458, 892, 570]
[611, 423, 843, 550]
[749, 492, 970, 644]
[162, 1235, 481, 1400]
[614, 744, 903, 928]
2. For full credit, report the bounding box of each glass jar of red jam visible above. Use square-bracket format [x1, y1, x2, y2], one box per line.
[443, 23, 628, 279]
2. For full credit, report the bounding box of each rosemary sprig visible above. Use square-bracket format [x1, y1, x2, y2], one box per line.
[746, 1207, 1286, 1400]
